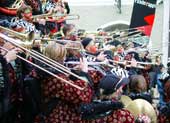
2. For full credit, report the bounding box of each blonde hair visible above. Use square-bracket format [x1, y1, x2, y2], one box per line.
[44, 42, 67, 61]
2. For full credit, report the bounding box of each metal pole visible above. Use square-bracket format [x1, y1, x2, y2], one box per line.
[162, 0, 170, 66]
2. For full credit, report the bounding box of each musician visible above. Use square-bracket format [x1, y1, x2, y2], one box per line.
[38, 42, 93, 122]
[10, 6, 36, 33]
[158, 74, 170, 123]
[43, 0, 70, 30]
[53, 24, 78, 40]
[90, 73, 135, 122]
[35, 42, 135, 123]
[24, 0, 43, 15]
[167, 61, 170, 74]
[81, 37, 107, 62]
[0, 0, 17, 27]
[0, 36, 44, 123]
[0, 41, 26, 123]
[129, 75, 152, 103]
[10, 5, 48, 36]
[156, 63, 166, 107]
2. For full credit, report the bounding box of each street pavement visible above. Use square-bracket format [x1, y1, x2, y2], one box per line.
[68, 4, 164, 54]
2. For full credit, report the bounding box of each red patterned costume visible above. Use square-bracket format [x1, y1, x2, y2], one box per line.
[41, 73, 135, 123]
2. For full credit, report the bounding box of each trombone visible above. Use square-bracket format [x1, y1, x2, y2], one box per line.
[34, 38, 83, 50]
[32, 13, 80, 20]
[0, 33, 88, 90]
[61, 14, 80, 20]
[0, 26, 34, 42]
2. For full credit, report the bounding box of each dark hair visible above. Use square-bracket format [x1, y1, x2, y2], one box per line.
[62, 24, 75, 36]
[167, 62, 170, 67]
[135, 119, 145, 123]
[129, 75, 147, 93]
[17, 6, 32, 19]
[168, 67, 170, 75]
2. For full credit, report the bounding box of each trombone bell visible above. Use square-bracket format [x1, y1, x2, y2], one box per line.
[0, 26, 34, 42]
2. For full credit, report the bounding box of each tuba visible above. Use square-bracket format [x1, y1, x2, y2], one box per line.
[125, 99, 157, 123]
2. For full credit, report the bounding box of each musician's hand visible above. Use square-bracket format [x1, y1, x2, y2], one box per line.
[130, 58, 137, 67]
[36, 18, 46, 25]
[79, 57, 88, 73]
[3, 42, 15, 50]
[4, 48, 18, 63]
[54, 6, 61, 12]
[97, 52, 106, 61]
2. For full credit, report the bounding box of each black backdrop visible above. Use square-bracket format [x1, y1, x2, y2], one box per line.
[130, 0, 157, 36]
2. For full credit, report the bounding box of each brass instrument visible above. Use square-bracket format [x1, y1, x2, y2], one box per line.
[32, 13, 80, 21]
[120, 95, 132, 108]
[65, 14, 80, 20]
[32, 13, 53, 20]
[78, 30, 142, 40]
[125, 99, 157, 123]
[45, 14, 80, 21]
[11, 0, 23, 9]
[0, 26, 34, 42]
[66, 53, 146, 69]
[109, 27, 139, 34]
[35, 38, 83, 50]
[0, 33, 88, 90]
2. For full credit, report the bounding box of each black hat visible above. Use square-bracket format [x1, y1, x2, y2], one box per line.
[81, 38, 93, 48]
[99, 74, 129, 95]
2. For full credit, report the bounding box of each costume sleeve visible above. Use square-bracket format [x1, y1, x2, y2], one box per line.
[43, 74, 93, 104]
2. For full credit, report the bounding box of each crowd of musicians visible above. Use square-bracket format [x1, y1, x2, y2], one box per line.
[0, 0, 170, 123]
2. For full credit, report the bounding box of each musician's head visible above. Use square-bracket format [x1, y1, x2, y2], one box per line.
[0, 42, 16, 56]
[99, 74, 129, 100]
[62, 24, 76, 40]
[164, 77, 170, 101]
[155, 55, 161, 65]
[117, 45, 124, 54]
[17, 6, 32, 21]
[65, 42, 82, 57]
[51, 0, 61, 3]
[0, 38, 5, 47]
[129, 75, 147, 93]
[81, 38, 97, 54]
[167, 61, 170, 75]
[45, 42, 67, 63]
